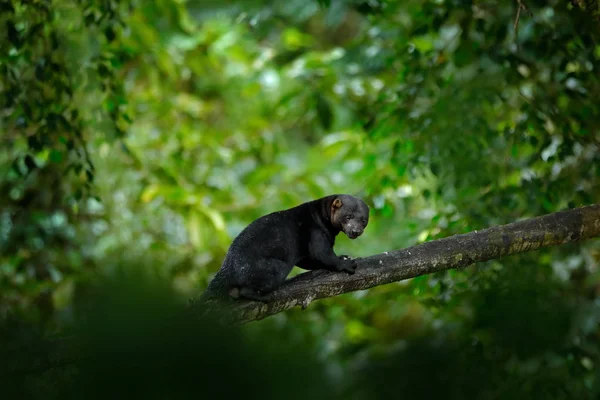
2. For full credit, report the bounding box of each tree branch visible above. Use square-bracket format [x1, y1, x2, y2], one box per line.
[199, 204, 600, 324]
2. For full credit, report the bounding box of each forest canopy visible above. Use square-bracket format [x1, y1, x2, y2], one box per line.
[1, 0, 600, 398]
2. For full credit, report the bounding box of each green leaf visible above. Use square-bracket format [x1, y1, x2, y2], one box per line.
[50, 150, 63, 163]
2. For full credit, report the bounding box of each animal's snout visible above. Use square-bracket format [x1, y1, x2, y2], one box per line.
[348, 229, 363, 239]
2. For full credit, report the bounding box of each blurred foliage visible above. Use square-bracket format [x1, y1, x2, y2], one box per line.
[2, 0, 600, 397]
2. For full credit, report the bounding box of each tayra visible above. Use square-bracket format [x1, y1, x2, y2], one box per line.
[202, 194, 369, 302]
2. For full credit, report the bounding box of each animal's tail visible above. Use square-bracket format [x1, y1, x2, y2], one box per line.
[188, 272, 229, 315]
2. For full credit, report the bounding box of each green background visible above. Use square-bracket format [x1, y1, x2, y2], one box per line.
[2, 0, 600, 398]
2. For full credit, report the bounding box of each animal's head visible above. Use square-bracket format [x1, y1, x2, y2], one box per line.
[330, 195, 370, 239]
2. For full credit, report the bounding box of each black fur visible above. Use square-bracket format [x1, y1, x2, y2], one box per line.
[201, 194, 369, 303]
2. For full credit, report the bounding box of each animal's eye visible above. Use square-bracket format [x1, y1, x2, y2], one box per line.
[346, 215, 353, 220]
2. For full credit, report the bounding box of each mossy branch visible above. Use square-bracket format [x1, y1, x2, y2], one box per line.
[197, 205, 600, 324]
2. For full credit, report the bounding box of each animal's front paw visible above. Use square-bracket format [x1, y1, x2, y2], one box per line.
[339, 258, 357, 274]
[338, 254, 353, 260]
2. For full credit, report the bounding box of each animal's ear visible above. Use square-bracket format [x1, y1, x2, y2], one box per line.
[332, 198, 343, 209]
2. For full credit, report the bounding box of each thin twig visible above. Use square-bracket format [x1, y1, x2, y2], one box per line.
[514, 0, 533, 50]
[514, 0, 523, 33]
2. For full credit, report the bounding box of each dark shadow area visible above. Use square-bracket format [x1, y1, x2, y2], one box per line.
[1, 272, 334, 399]
[2, 265, 595, 400]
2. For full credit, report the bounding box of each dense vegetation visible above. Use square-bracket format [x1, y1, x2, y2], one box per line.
[1, 0, 600, 398]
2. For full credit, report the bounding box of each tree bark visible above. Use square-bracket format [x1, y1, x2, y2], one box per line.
[196, 204, 600, 324]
